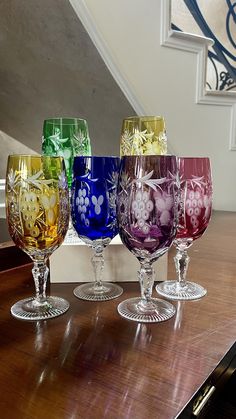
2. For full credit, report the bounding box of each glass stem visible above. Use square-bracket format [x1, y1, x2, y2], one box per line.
[138, 262, 155, 310]
[68, 188, 74, 231]
[174, 247, 190, 287]
[32, 260, 49, 304]
[91, 246, 104, 292]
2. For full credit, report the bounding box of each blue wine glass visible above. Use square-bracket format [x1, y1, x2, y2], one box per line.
[71, 156, 123, 301]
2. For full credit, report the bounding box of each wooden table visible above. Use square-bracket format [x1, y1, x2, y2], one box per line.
[0, 211, 236, 419]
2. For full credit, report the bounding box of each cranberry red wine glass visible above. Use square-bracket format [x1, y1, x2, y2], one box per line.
[156, 157, 212, 300]
[71, 156, 123, 301]
[117, 155, 178, 323]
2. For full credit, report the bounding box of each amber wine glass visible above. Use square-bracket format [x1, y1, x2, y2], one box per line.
[6, 155, 70, 320]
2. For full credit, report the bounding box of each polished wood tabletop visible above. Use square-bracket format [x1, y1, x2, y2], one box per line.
[0, 211, 236, 419]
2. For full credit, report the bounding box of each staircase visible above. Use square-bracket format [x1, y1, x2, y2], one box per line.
[70, 0, 236, 210]
[171, 0, 236, 92]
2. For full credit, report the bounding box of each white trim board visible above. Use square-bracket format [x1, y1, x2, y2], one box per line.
[160, 0, 236, 150]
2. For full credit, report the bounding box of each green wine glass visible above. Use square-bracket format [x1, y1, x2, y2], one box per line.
[42, 118, 91, 241]
[42, 118, 91, 189]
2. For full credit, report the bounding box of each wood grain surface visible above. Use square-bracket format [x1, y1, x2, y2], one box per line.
[0, 211, 236, 419]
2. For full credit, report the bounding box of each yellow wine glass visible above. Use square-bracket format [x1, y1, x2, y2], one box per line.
[6, 155, 70, 320]
[120, 116, 167, 156]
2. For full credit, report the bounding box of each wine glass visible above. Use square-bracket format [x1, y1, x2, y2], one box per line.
[5, 155, 70, 320]
[71, 156, 123, 301]
[120, 116, 167, 156]
[42, 117, 91, 241]
[117, 155, 178, 322]
[156, 157, 212, 300]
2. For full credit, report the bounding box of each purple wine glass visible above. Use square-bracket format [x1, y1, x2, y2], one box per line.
[156, 157, 212, 300]
[117, 155, 178, 322]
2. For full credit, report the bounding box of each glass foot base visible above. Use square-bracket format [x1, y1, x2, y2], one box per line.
[156, 280, 207, 300]
[117, 297, 176, 323]
[11, 296, 70, 321]
[73, 282, 123, 301]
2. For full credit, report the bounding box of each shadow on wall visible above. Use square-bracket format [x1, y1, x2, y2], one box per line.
[0, 131, 37, 178]
[0, 0, 134, 157]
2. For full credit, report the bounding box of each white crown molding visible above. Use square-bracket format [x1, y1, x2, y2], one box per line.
[160, 0, 236, 150]
[69, 0, 146, 116]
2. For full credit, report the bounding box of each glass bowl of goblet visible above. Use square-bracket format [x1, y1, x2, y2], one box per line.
[5, 155, 70, 320]
[120, 116, 167, 156]
[117, 155, 179, 323]
[71, 156, 123, 301]
[156, 157, 212, 300]
[42, 117, 91, 241]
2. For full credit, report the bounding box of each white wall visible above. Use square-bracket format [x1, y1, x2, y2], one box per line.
[70, 0, 236, 211]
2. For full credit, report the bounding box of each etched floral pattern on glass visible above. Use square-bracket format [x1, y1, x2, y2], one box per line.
[71, 156, 123, 301]
[42, 118, 91, 189]
[117, 155, 179, 323]
[156, 157, 212, 301]
[120, 116, 167, 156]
